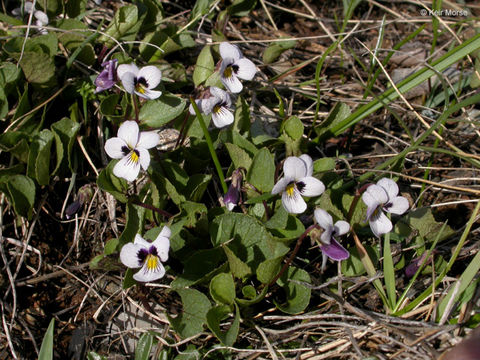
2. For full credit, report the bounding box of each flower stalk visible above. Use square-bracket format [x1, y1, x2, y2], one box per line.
[189, 97, 228, 193]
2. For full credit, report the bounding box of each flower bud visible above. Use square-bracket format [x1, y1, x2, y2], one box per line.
[224, 169, 243, 211]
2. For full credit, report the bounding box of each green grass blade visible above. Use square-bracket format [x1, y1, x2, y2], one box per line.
[38, 318, 55, 360]
[383, 230, 396, 310]
[395, 200, 480, 317]
[327, 33, 480, 138]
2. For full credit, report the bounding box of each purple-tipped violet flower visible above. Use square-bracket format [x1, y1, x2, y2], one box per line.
[362, 178, 409, 237]
[95, 59, 117, 93]
[117, 63, 162, 100]
[120, 227, 170, 282]
[12, 2, 48, 34]
[219, 42, 256, 93]
[224, 168, 243, 211]
[271, 154, 325, 214]
[104, 121, 160, 182]
[189, 87, 234, 128]
[312, 208, 350, 270]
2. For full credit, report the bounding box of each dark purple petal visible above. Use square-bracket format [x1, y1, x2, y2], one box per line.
[65, 201, 81, 219]
[137, 248, 148, 266]
[320, 238, 349, 261]
[95, 59, 118, 93]
[405, 252, 430, 278]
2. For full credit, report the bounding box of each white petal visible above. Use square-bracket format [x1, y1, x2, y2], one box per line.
[283, 157, 307, 181]
[113, 155, 141, 182]
[12, 7, 22, 16]
[369, 211, 392, 237]
[271, 177, 289, 195]
[117, 63, 139, 80]
[212, 107, 234, 128]
[363, 184, 388, 206]
[386, 196, 409, 215]
[282, 189, 307, 214]
[320, 228, 333, 245]
[138, 148, 151, 171]
[136, 89, 162, 100]
[24, 2, 34, 13]
[159, 226, 171, 239]
[117, 121, 139, 148]
[198, 97, 216, 115]
[219, 42, 243, 61]
[189, 99, 203, 115]
[221, 73, 243, 93]
[120, 71, 136, 94]
[152, 236, 170, 262]
[299, 154, 313, 176]
[133, 262, 165, 282]
[333, 220, 350, 236]
[104, 137, 127, 159]
[34, 10, 48, 25]
[314, 208, 333, 231]
[133, 234, 151, 248]
[377, 178, 399, 201]
[299, 176, 325, 197]
[137, 66, 162, 89]
[234, 58, 256, 80]
[120, 243, 144, 268]
[137, 131, 160, 149]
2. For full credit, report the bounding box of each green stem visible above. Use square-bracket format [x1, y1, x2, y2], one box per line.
[189, 97, 228, 193]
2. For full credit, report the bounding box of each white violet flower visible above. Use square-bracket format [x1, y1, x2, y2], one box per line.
[117, 63, 162, 100]
[314, 209, 350, 270]
[219, 42, 256, 93]
[104, 120, 159, 182]
[362, 178, 409, 237]
[189, 87, 234, 128]
[12, 1, 49, 33]
[120, 227, 171, 282]
[272, 154, 325, 214]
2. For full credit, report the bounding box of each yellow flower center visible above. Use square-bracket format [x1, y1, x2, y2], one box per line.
[286, 183, 296, 197]
[129, 150, 139, 163]
[145, 254, 159, 271]
[223, 66, 233, 79]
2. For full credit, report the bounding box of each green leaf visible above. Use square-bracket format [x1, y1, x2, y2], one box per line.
[26, 129, 54, 185]
[236, 285, 268, 306]
[210, 273, 235, 305]
[99, 5, 144, 47]
[212, 213, 289, 276]
[6, 175, 36, 218]
[223, 245, 252, 279]
[19, 52, 55, 85]
[281, 115, 304, 141]
[118, 203, 144, 248]
[265, 206, 305, 240]
[38, 318, 54, 360]
[168, 289, 211, 338]
[246, 148, 275, 193]
[274, 266, 311, 314]
[87, 352, 107, 360]
[0, 62, 21, 86]
[25, 33, 58, 57]
[51, 117, 80, 174]
[257, 256, 283, 284]
[193, 46, 214, 87]
[263, 39, 296, 64]
[228, 0, 257, 16]
[225, 143, 252, 170]
[314, 102, 351, 138]
[139, 94, 186, 127]
[313, 158, 336, 172]
[396, 207, 455, 243]
[97, 161, 128, 203]
[186, 174, 211, 202]
[104, 238, 119, 255]
[206, 304, 240, 346]
[56, 19, 96, 66]
[100, 94, 123, 120]
[134, 332, 154, 360]
[171, 248, 226, 289]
